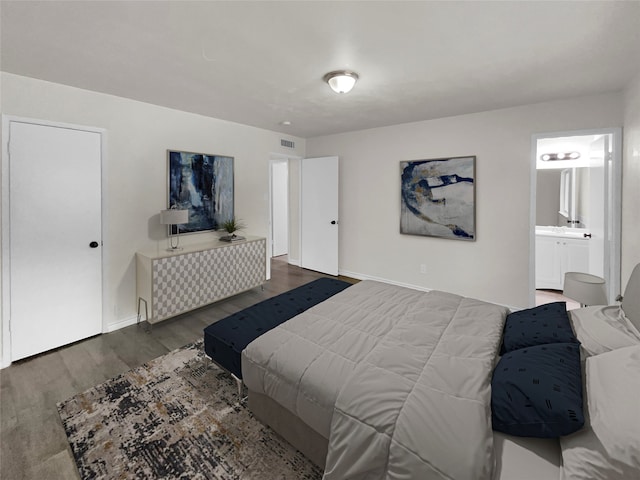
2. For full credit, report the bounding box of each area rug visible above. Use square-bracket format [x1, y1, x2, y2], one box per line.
[57, 340, 323, 480]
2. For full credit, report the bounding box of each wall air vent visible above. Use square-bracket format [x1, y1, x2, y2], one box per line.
[281, 139, 295, 149]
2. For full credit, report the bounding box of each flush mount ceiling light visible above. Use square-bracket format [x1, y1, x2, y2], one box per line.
[323, 70, 359, 94]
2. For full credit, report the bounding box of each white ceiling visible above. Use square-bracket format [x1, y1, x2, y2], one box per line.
[2, 1, 639, 138]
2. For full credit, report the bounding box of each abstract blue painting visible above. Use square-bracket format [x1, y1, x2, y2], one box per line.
[400, 156, 475, 241]
[168, 150, 234, 234]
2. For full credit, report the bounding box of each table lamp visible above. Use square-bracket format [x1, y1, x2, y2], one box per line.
[563, 272, 607, 307]
[160, 206, 189, 251]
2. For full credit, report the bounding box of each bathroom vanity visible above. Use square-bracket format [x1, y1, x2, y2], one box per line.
[535, 226, 590, 290]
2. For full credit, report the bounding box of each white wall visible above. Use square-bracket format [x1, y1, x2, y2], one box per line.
[0, 72, 304, 364]
[306, 93, 624, 308]
[622, 73, 640, 290]
[2, 71, 637, 366]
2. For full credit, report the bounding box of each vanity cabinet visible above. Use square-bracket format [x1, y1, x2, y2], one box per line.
[535, 235, 589, 290]
[136, 236, 266, 324]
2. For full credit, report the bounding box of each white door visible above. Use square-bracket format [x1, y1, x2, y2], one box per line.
[587, 135, 607, 278]
[8, 120, 103, 361]
[271, 161, 289, 257]
[301, 156, 339, 275]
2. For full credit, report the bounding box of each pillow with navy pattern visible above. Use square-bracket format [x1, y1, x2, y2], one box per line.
[501, 302, 578, 353]
[491, 342, 584, 438]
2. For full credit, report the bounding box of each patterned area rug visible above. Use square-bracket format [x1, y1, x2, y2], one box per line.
[57, 340, 323, 479]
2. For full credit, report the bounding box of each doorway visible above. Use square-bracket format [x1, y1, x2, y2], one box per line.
[270, 159, 289, 259]
[530, 128, 621, 307]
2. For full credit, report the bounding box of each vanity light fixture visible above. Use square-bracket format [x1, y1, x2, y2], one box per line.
[540, 152, 581, 161]
[323, 70, 359, 94]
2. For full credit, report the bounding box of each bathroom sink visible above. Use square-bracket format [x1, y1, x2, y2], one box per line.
[535, 226, 589, 238]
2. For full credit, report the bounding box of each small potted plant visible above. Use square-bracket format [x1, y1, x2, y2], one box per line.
[220, 218, 246, 242]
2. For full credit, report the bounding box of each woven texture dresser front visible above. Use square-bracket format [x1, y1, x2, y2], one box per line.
[140, 238, 266, 324]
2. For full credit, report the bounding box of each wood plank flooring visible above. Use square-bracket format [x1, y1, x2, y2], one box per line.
[535, 289, 580, 310]
[0, 257, 342, 480]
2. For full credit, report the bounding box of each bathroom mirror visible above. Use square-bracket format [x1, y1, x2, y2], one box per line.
[536, 167, 590, 228]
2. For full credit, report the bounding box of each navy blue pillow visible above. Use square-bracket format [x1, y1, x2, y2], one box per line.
[491, 343, 584, 438]
[501, 302, 578, 353]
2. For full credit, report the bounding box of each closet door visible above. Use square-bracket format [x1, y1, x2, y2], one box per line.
[301, 156, 339, 276]
[8, 120, 103, 361]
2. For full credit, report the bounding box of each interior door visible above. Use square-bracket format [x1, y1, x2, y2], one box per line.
[301, 156, 339, 276]
[587, 135, 607, 279]
[8, 120, 103, 361]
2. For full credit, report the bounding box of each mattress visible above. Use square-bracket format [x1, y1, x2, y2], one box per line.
[247, 389, 561, 479]
[242, 280, 511, 479]
[203, 277, 351, 378]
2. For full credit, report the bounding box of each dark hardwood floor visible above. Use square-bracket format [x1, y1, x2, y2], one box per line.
[0, 257, 347, 480]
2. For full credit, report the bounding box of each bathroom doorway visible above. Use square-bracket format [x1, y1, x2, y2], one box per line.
[270, 159, 289, 258]
[530, 128, 621, 307]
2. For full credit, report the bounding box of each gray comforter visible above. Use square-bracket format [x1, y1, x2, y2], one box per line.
[242, 280, 508, 479]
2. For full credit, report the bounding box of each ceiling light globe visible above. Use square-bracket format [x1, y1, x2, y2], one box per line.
[324, 70, 359, 94]
[328, 75, 356, 93]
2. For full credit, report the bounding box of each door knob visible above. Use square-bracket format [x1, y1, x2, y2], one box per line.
[89, 241, 100, 248]
[331, 220, 337, 225]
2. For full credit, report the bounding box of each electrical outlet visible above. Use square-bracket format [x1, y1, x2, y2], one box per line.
[420, 264, 427, 274]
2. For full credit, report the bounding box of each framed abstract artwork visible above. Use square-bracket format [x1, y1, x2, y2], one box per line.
[167, 150, 234, 235]
[400, 156, 476, 241]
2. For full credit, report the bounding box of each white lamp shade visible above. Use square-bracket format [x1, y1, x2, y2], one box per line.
[563, 272, 608, 306]
[160, 208, 189, 225]
[324, 70, 359, 94]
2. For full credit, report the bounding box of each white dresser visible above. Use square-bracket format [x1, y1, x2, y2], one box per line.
[136, 236, 266, 324]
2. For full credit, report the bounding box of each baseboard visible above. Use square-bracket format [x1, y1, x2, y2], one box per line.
[105, 314, 139, 333]
[288, 257, 301, 267]
[1, 355, 10, 369]
[338, 269, 432, 292]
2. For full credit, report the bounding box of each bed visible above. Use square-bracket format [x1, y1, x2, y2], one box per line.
[241, 266, 640, 480]
[203, 278, 351, 379]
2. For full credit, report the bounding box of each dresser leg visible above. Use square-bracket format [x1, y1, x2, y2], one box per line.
[137, 297, 152, 333]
